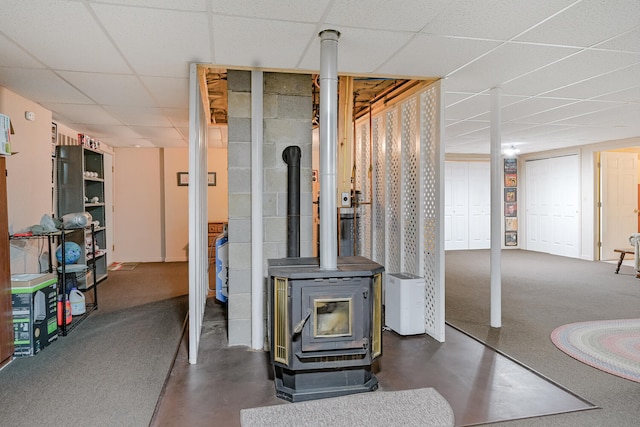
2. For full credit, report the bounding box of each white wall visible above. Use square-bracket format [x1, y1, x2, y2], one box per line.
[1, 87, 54, 274]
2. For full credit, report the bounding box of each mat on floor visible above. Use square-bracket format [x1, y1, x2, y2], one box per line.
[240, 387, 454, 427]
[551, 318, 640, 383]
[108, 262, 139, 271]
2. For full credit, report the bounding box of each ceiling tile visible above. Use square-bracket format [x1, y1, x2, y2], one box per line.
[445, 42, 579, 93]
[212, 16, 315, 70]
[519, 100, 619, 125]
[501, 97, 576, 122]
[141, 76, 189, 109]
[445, 94, 489, 120]
[0, 0, 131, 73]
[444, 120, 489, 138]
[78, 124, 142, 140]
[99, 0, 208, 11]
[298, 27, 414, 74]
[104, 106, 174, 127]
[421, 0, 575, 40]
[515, 0, 640, 47]
[543, 63, 640, 99]
[594, 86, 640, 103]
[131, 126, 184, 140]
[503, 49, 640, 97]
[0, 67, 93, 104]
[43, 103, 123, 126]
[325, 0, 449, 32]
[210, 0, 330, 21]
[0, 34, 45, 68]
[160, 108, 190, 127]
[57, 71, 156, 106]
[594, 27, 640, 53]
[92, 4, 212, 77]
[377, 34, 500, 78]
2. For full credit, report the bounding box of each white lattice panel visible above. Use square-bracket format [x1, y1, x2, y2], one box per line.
[401, 98, 419, 276]
[385, 108, 401, 275]
[372, 115, 385, 265]
[420, 84, 444, 342]
[355, 122, 372, 258]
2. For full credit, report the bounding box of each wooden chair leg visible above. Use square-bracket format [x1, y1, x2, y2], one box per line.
[615, 252, 625, 274]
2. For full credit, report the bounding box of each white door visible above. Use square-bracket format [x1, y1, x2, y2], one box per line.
[525, 155, 580, 258]
[601, 152, 638, 260]
[468, 162, 491, 249]
[444, 162, 468, 250]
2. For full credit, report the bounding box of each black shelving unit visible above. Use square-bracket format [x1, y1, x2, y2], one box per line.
[9, 224, 98, 336]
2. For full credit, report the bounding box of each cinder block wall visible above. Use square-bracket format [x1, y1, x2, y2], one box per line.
[227, 71, 312, 347]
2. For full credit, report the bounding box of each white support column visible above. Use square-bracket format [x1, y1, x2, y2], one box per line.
[490, 87, 502, 328]
[251, 70, 264, 350]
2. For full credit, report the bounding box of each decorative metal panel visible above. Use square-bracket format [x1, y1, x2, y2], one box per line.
[273, 277, 289, 365]
[401, 98, 419, 276]
[420, 85, 444, 342]
[371, 273, 382, 359]
[372, 116, 385, 265]
[385, 108, 401, 275]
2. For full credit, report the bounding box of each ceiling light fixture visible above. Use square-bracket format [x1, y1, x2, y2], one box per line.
[503, 145, 520, 157]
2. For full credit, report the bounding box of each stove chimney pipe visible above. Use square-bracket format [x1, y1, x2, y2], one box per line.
[318, 29, 340, 270]
[282, 145, 301, 258]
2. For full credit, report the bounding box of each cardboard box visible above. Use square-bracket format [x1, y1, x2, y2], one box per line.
[11, 273, 59, 357]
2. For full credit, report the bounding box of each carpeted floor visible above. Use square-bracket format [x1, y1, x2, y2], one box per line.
[445, 249, 640, 426]
[551, 319, 640, 383]
[240, 388, 455, 427]
[0, 262, 188, 427]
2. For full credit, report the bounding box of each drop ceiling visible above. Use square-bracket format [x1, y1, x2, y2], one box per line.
[0, 0, 639, 154]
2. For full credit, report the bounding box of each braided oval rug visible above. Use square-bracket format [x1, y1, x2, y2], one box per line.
[551, 319, 640, 383]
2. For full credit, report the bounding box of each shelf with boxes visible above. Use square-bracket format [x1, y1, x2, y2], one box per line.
[9, 225, 99, 348]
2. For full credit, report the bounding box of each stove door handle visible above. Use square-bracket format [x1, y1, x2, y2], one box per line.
[293, 309, 312, 336]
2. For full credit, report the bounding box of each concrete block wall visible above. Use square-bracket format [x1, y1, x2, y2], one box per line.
[227, 70, 312, 347]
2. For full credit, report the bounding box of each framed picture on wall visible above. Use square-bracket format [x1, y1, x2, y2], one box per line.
[504, 188, 517, 202]
[504, 173, 517, 187]
[505, 231, 518, 246]
[505, 202, 517, 217]
[505, 217, 518, 231]
[177, 172, 189, 186]
[504, 158, 517, 173]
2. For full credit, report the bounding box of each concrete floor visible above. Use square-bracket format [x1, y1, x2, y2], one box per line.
[149, 298, 595, 427]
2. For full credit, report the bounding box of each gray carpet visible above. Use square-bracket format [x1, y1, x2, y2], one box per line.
[240, 388, 454, 427]
[0, 264, 188, 427]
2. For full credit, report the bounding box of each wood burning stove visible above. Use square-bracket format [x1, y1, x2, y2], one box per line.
[268, 256, 384, 402]
[266, 29, 384, 402]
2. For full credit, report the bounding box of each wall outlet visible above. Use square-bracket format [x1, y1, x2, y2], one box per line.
[341, 192, 350, 207]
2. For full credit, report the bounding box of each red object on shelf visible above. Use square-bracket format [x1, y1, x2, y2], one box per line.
[57, 296, 72, 326]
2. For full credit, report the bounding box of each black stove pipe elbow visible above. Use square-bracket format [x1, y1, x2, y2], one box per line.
[282, 145, 302, 258]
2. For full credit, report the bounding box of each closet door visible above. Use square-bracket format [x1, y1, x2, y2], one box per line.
[525, 155, 580, 257]
[0, 157, 13, 366]
[444, 162, 468, 250]
[468, 162, 491, 249]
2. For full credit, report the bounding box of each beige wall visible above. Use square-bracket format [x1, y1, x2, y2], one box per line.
[1, 87, 54, 274]
[113, 147, 164, 262]
[114, 146, 228, 263]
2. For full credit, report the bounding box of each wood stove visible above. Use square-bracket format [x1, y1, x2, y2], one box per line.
[268, 256, 384, 402]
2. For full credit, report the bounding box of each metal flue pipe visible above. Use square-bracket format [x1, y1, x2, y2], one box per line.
[318, 29, 340, 270]
[282, 145, 301, 258]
